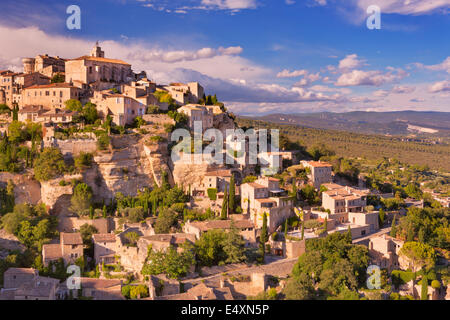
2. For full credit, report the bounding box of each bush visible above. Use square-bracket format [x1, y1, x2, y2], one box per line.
[146, 105, 160, 114]
[431, 280, 441, 289]
[207, 188, 217, 201]
[74, 152, 93, 171]
[97, 133, 110, 150]
[391, 270, 415, 287]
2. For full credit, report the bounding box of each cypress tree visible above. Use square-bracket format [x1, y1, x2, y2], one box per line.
[418, 227, 426, 243]
[324, 217, 328, 232]
[152, 198, 157, 216]
[89, 206, 94, 219]
[229, 175, 235, 214]
[284, 219, 288, 238]
[143, 201, 149, 216]
[390, 215, 397, 238]
[379, 208, 386, 227]
[407, 226, 415, 242]
[102, 205, 107, 218]
[259, 213, 268, 263]
[421, 275, 428, 300]
[301, 221, 305, 240]
[221, 187, 228, 220]
[346, 225, 352, 243]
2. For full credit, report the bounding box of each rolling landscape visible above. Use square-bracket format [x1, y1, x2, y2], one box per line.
[240, 111, 450, 138]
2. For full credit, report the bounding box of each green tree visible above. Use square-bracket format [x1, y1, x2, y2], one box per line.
[399, 241, 436, 272]
[154, 208, 178, 234]
[220, 187, 228, 220]
[229, 175, 236, 213]
[283, 273, 315, 300]
[65, 99, 83, 112]
[259, 213, 268, 263]
[34, 147, 66, 181]
[390, 215, 397, 238]
[378, 208, 386, 227]
[222, 222, 246, 264]
[70, 183, 93, 216]
[421, 274, 428, 300]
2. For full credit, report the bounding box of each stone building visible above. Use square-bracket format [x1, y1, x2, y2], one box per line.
[1, 268, 60, 300]
[368, 234, 404, 272]
[163, 82, 204, 105]
[240, 177, 294, 233]
[91, 90, 146, 126]
[22, 54, 66, 77]
[42, 232, 83, 267]
[22, 83, 82, 109]
[183, 219, 257, 246]
[321, 183, 369, 215]
[178, 104, 215, 132]
[65, 43, 133, 85]
[301, 160, 333, 189]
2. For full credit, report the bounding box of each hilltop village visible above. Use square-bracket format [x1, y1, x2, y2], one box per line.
[0, 44, 448, 301]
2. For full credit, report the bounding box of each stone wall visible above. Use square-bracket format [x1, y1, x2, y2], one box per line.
[49, 138, 98, 157]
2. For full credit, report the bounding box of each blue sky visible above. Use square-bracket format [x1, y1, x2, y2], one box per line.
[0, 0, 449, 114]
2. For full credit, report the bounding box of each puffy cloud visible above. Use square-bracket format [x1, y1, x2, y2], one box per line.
[338, 54, 365, 70]
[276, 69, 308, 78]
[293, 72, 321, 87]
[335, 69, 407, 87]
[429, 80, 450, 93]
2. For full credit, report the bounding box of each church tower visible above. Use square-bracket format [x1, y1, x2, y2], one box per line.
[90, 41, 105, 58]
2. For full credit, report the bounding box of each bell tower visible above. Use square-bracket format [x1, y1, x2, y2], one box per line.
[90, 41, 105, 58]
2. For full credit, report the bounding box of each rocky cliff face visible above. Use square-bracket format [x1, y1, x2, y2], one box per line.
[0, 172, 41, 205]
[82, 133, 173, 203]
[40, 175, 81, 215]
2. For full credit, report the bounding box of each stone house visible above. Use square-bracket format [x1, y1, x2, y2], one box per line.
[322, 183, 369, 215]
[240, 177, 294, 233]
[183, 219, 257, 246]
[368, 234, 404, 272]
[22, 83, 82, 109]
[63, 278, 123, 300]
[91, 90, 146, 126]
[92, 233, 118, 265]
[42, 232, 83, 267]
[163, 82, 204, 105]
[178, 104, 214, 132]
[2, 268, 60, 300]
[301, 160, 333, 189]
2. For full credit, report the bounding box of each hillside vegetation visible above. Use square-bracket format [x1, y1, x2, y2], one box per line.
[236, 118, 450, 172]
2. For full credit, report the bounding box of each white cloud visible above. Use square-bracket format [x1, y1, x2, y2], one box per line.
[429, 80, 450, 93]
[201, 0, 258, 10]
[392, 85, 416, 94]
[338, 54, 365, 70]
[422, 56, 450, 74]
[355, 0, 450, 16]
[373, 90, 389, 97]
[276, 69, 308, 78]
[335, 69, 407, 87]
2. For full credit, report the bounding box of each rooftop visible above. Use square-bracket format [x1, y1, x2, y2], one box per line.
[70, 55, 131, 66]
[61, 232, 83, 245]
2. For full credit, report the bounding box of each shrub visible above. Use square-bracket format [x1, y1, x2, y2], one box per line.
[207, 188, 217, 201]
[431, 280, 441, 289]
[97, 133, 110, 150]
[146, 105, 160, 114]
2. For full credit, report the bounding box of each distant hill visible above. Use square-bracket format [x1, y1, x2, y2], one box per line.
[241, 111, 450, 137]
